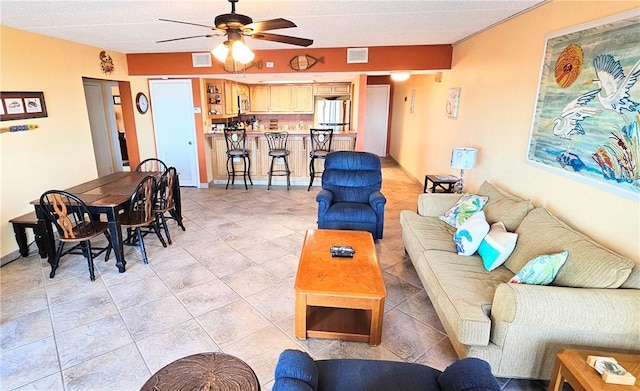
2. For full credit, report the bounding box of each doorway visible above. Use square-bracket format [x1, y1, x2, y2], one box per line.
[83, 79, 123, 176]
[363, 85, 390, 156]
[148, 79, 199, 187]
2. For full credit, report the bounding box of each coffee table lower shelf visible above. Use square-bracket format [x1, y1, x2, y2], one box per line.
[306, 306, 372, 343]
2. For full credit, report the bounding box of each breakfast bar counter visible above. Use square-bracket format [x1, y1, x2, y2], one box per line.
[205, 130, 356, 186]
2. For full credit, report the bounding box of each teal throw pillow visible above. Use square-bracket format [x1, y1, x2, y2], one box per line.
[509, 251, 569, 285]
[439, 193, 489, 228]
[454, 211, 490, 256]
[478, 221, 518, 271]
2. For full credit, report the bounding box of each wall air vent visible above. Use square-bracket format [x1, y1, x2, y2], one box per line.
[192, 53, 212, 68]
[347, 48, 369, 64]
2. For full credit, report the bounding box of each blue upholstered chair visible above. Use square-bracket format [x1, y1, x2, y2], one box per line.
[316, 151, 386, 239]
[273, 349, 501, 391]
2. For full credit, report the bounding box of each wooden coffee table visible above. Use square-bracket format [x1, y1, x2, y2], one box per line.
[549, 349, 640, 391]
[294, 229, 387, 345]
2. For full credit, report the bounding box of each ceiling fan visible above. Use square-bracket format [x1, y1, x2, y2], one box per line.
[157, 0, 313, 62]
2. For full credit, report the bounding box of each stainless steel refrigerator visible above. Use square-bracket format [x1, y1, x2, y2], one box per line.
[314, 98, 351, 132]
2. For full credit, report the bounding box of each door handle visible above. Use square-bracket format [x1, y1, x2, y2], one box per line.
[188, 141, 193, 145]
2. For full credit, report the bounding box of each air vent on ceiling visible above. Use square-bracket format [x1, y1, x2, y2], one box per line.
[192, 53, 212, 68]
[347, 48, 369, 64]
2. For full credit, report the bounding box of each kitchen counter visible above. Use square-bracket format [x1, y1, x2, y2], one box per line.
[205, 131, 356, 186]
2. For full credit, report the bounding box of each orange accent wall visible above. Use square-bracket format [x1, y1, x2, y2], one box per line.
[190, 78, 208, 184]
[127, 45, 453, 76]
[117, 81, 141, 169]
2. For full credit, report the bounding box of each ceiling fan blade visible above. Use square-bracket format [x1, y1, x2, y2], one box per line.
[244, 18, 296, 33]
[156, 34, 217, 43]
[159, 18, 217, 30]
[251, 32, 313, 47]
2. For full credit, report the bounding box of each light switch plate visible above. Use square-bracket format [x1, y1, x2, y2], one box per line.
[266, 62, 274, 68]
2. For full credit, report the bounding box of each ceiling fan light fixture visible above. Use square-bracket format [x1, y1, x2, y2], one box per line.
[391, 72, 411, 82]
[212, 41, 230, 63]
[231, 39, 255, 64]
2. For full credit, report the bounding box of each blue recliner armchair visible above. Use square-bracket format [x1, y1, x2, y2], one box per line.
[316, 151, 386, 239]
[273, 349, 501, 391]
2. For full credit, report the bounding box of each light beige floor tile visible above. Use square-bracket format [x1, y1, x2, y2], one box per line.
[245, 278, 295, 322]
[223, 324, 301, 387]
[119, 295, 192, 340]
[62, 343, 150, 391]
[107, 274, 172, 310]
[0, 257, 44, 296]
[155, 262, 217, 293]
[44, 274, 107, 306]
[56, 314, 133, 369]
[413, 337, 459, 372]
[0, 286, 48, 322]
[0, 307, 53, 351]
[222, 265, 281, 297]
[136, 319, 220, 373]
[396, 290, 447, 333]
[176, 278, 240, 317]
[260, 253, 299, 280]
[50, 288, 118, 334]
[381, 309, 447, 362]
[0, 336, 59, 390]
[382, 272, 424, 307]
[198, 248, 256, 278]
[13, 372, 64, 391]
[197, 300, 271, 346]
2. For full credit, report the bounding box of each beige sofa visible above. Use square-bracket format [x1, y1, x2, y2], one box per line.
[399, 181, 640, 379]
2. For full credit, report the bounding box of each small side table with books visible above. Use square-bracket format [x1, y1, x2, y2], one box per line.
[424, 174, 458, 193]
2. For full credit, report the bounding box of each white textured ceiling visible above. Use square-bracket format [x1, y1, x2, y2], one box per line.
[0, 0, 546, 53]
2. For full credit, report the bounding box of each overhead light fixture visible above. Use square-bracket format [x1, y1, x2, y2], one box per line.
[211, 35, 255, 65]
[390, 72, 410, 82]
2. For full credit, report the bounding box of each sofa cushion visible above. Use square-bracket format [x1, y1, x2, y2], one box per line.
[509, 251, 569, 285]
[621, 264, 640, 289]
[505, 207, 634, 288]
[400, 211, 457, 254]
[439, 193, 489, 228]
[274, 350, 319, 391]
[421, 250, 514, 345]
[478, 221, 518, 271]
[454, 211, 490, 256]
[478, 181, 533, 232]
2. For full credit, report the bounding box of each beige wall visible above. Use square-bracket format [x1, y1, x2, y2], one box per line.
[0, 26, 135, 257]
[390, 1, 639, 260]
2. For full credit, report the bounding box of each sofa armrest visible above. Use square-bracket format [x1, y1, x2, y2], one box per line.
[417, 193, 462, 217]
[273, 350, 319, 391]
[438, 358, 500, 391]
[316, 190, 333, 214]
[369, 190, 387, 210]
[492, 283, 640, 334]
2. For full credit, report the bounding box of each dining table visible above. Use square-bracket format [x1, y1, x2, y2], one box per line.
[32, 171, 180, 274]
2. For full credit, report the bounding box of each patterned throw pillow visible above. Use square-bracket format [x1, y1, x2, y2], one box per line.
[454, 211, 490, 256]
[509, 251, 569, 285]
[439, 193, 489, 228]
[478, 221, 518, 271]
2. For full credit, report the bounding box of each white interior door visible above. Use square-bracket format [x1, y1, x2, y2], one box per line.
[149, 79, 198, 186]
[83, 80, 122, 176]
[363, 85, 390, 156]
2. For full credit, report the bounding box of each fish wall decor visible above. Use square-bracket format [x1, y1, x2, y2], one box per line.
[222, 59, 263, 73]
[289, 55, 324, 71]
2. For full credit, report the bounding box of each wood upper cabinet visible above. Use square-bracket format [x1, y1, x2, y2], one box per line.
[249, 85, 270, 112]
[224, 81, 249, 115]
[314, 83, 351, 96]
[248, 84, 313, 113]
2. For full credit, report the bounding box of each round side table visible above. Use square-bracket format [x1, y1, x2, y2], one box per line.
[140, 352, 260, 391]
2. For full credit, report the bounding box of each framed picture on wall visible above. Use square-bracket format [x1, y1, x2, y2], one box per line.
[526, 10, 639, 200]
[0, 91, 47, 121]
[446, 87, 460, 118]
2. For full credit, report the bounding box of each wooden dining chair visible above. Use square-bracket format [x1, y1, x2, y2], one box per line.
[120, 175, 163, 263]
[153, 166, 186, 245]
[135, 158, 168, 173]
[39, 190, 112, 281]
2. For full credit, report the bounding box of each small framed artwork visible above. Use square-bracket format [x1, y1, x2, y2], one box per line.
[410, 89, 416, 114]
[113, 95, 121, 105]
[446, 87, 461, 118]
[0, 91, 47, 121]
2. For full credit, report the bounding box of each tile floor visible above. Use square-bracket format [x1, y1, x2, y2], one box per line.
[1, 159, 555, 391]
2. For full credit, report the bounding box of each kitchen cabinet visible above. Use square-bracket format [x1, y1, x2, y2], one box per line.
[314, 83, 351, 96]
[224, 81, 249, 116]
[248, 85, 313, 113]
[204, 79, 224, 120]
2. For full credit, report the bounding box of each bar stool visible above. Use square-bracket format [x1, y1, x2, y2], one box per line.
[308, 128, 334, 191]
[265, 131, 291, 190]
[224, 128, 252, 190]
